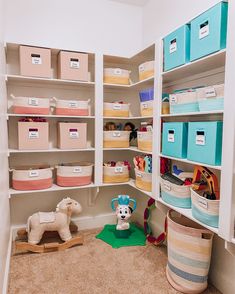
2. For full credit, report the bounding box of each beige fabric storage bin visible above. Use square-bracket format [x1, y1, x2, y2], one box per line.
[135, 169, 152, 192]
[103, 102, 130, 117]
[19, 45, 51, 78]
[58, 122, 87, 149]
[103, 165, 129, 183]
[11, 165, 53, 190]
[56, 162, 93, 187]
[54, 98, 90, 116]
[170, 91, 198, 114]
[104, 68, 130, 85]
[58, 51, 89, 81]
[18, 122, 49, 150]
[11, 95, 50, 115]
[139, 60, 154, 81]
[137, 131, 152, 151]
[140, 100, 153, 117]
[103, 131, 130, 148]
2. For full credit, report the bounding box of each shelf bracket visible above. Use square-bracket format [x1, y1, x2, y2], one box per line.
[225, 241, 235, 256]
[88, 187, 100, 207]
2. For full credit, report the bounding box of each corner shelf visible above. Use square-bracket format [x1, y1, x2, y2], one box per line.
[7, 114, 95, 119]
[103, 76, 154, 90]
[103, 116, 153, 120]
[8, 148, 95, 154]
[128, 179, 152, 198]
[103, 147, 152, 155]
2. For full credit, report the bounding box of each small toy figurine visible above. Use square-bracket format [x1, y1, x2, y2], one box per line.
[111, 195, 136, 231]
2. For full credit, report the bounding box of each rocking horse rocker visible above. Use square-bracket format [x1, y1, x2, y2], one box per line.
[15, 197, 84, 253]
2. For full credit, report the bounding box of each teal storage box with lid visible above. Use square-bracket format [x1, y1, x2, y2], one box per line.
[187, 121, 223, 166]
[190, 2, 228, 61]
[163, 25, 190, 71]
[162, 122, 188, 158]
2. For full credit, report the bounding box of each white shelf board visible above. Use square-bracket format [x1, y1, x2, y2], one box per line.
[9, 148, 95, 154]
[128, 179, 152, 198]
[6, 74, 95, 88]
[7, 114, 95, 119]
[9, 183, 96, 196]
[159, 153, 221, 170]
[103, 147, 130, 151]
[157, 197, 218, 234]
[231, 238, 235, 245]
[161, 110, 224, 118]
[103, 83, 130, 89]
[162, 50, 226, 84]
[103, 76, 154, 90]
[103, 116, 153, 120]
[101, 182, 129, 187]
[103, 147, 152, 155]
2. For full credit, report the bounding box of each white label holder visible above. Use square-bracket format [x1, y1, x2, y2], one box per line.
[199, 21, 209, 39]
[198, 196, 208, 209]
[29, 170, 39, 177]
[114, 166, 123, 173]
[28, 98, 39, 106]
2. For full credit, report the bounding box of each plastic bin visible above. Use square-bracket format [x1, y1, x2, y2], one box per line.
[103, 165, 129, 183]
[137, 131, 152, 152]
[103, 102, 130, 117]
[11, 95, 50, 115]
[138, 60, 154, 81]
[163, 25, 190, 71]
[187, 121, 223, 166]
[190, 2, 228, 61]
[167, 210, 214, 294]
[54, 98, 90, 116]
[162, 122, 188, 158]
[58, 122, 87, 149]
[196, 84, 224, 112]
[135, 169, 152, 192]
[12, 165, 53, 190]
[103, 131, 130, 148]
[56, 162, 93, 186]
[170, 90, 199, 114]
[139, 87, 154, 102]
[103, 68, 130, 85]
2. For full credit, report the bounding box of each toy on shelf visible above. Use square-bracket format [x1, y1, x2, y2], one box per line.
[111, 195, 136, 233]
[15, 197, 83, 253]
[133, 154, 152, 173]
[104, 121, 137, 144]
[134, 154, 152, 192]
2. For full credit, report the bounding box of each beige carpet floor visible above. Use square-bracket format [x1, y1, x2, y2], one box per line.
[8, 228, 220, 294]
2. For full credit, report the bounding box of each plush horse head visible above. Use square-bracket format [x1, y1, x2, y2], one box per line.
[56, 197, 82, 215]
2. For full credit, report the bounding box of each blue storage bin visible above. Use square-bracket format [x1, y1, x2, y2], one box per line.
[163, 25, 190, 71]
[139, 87, 154, 102]
[187, 121, 223, 166]
[162, 122, 188, 158]
[190, 2, 228, 61]
[170, 89, 199, 114]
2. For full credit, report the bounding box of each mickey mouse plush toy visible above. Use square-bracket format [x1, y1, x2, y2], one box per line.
[111, 195, 136, 231]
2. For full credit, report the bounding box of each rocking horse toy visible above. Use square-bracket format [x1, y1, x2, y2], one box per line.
[15, 197, 84, 253]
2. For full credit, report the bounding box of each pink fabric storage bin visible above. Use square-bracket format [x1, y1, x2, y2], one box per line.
[56, 162, 93, 186]
[11, 94, 50, 115]
[58, 51, 89, 81]
[11, 165, 53, 190]
[54, 98, 90, 116]
[18, 121, 49, 150]
[58, 122, 87, 149]
[19, 45, 51, 78]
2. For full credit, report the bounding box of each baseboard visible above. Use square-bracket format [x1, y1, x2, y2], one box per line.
[2, 228, 12, 294]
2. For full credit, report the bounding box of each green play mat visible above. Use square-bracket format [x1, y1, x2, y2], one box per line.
[96, 223, 146, 249]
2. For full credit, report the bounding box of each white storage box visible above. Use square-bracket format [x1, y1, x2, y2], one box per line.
[137, 131, 152, 152]
[104, 68, 130, 85]
[196, 84, 224, 111]
[56, 162, 93, 187]
[11, 165, 53, 190]
[103, 165, 129, 183]
[103, 102, 130, 117]
[140, 100, 153, 117]
[103, 131, 130, 148]
[135, 169, 152, 192]
[11, 95, 50, 115]
[170, 90, 199, 114]
[54, 98, 90, 116]
[139, 60, 154, 81]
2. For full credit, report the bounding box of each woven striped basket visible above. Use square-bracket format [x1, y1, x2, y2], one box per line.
[103, 68, 130, 85]
[137, 131, 152, 152]
[139, 61, 154, 81]
[103, 102, 130, 117]
[11, 95, 50, 115]
[103, 165, 129, 183]
[135, 169, 152, 192]
[140, 100, 153, 117]
[103, 131, 130, 148]
[167, 210, 214, 294]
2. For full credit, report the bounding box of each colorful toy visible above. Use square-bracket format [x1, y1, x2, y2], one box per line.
[111, 195, 136, 231]
[144, 198, 167, 246]
[133, 154, 152, 173]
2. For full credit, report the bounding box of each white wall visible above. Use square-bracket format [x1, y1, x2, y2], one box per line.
[142, 1, 235, 293]
[5, 0, 143, 57]
[0, 0, 11, 291]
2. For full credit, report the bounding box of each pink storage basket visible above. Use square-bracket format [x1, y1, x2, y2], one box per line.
[11, 165, 53, 190]
[54, 98, 90, 116]
[11, 94, 50, 115]
[56, 162, 93, 187]
[58, 122, 87, 149]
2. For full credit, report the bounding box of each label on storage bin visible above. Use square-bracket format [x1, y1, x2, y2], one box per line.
[113, 104, 122, 110]
[168, 130, 175, 143]
[112, 131, 121, 137]
[28, 98, 39, 106]
[196, 131, 205, 146]
[170, 95, 177, 104]
[136, 171, 142, 178]
[163, 182, 171, 191]
[29, 170, 39, 177]
[31, 54, 42, 65]
[28, 128, 39, 139]
[142, 103, 148, 109]
[138, 133, 143, 139]
[68, 101, 78, 108]
[139, 65, 145, 72]
[205, 87, 216, 98]
[73, 167, 82, 173]
[70, 58, 80, 69]
[199, 21, 209, 39]
[114, 69, 122, 75]
[198, 196, 208, 209]
[69, 129, 79, 139]
[169, 39, 177, 54]
[115, 166, 123, 173]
